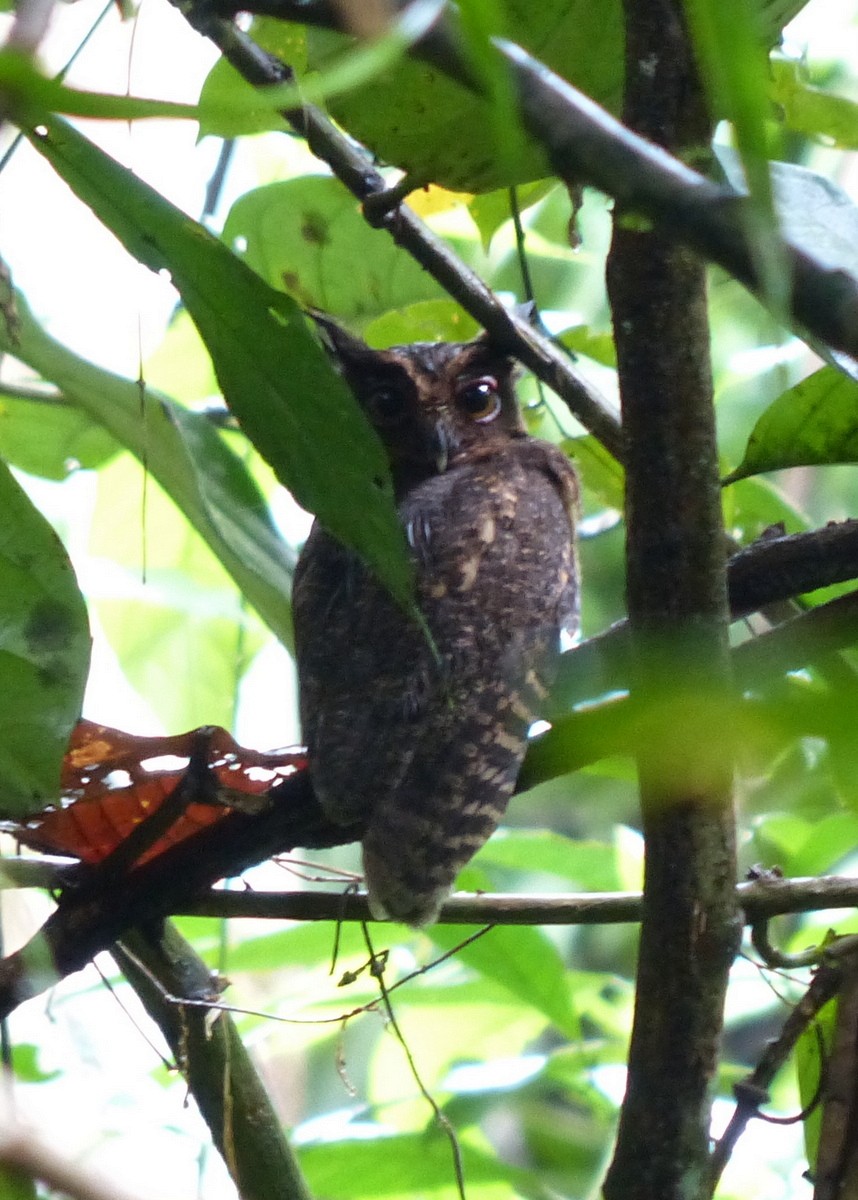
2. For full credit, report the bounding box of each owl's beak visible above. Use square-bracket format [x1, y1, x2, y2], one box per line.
[430, 422, 455, 474]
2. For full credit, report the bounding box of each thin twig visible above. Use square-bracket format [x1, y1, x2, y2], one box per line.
[361, 922, 466, 1200]
[709, 935, 858, 1186]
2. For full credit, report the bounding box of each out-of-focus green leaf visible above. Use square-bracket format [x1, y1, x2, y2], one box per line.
[363, 299, 481, 347]
[24, 116, 415, 614]
[0, 1165, 36, 1200]
[521, 698, 632, 788]
[468, 180, 557, 252]
[299, 1130, 537, 1198]
[722, 476, 811, 543]
[0, 391, 118, 479]
[428, 923, 579, 1040]
[144, 310, 218, 405]
[796, 992, 835, 1172]
[89, 453, 266, 732]
[725, 367, 858, 483]
[770, 58, 858, 150]
[197, 5, 442, 138]
[11, 1043, 60, 1084]
[684, 0, 788, 316]
[223, 175, 445, 322]
[716, 149, 858, 285]
[0, 457, 89, 816]
[474, 829, 622, 891]
[0, 291, 296, 648]
[198, 17, 307, 138]
[307, 1, 625, 192]
[559, 324, 617, 368]
[571, 435, 624, 511]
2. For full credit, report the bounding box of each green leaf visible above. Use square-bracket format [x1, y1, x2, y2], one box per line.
[770, 57, 858, 150]
[475, 828, 622, 891]
[299, 1130, 539, 1198]
[0, 1165, 37, 1200]
[796, 992, 835, 1171]
[0, 390, 118, 480]
[725, 367, 858, 482]
[306, 1, 625, 192]
[716, 149, 858, 286]
[24, 116, 415, 612]
[363, 299, 481, 346]
[0, 292, 296, 648]
[89, 453, 266, 732]
[11, 1043, 60, 1084]
[428, 923, 579, 1040]
[684, 0, 789, 316]
[0, 457, 89, 816]
[223, 175, 445, 323]
[468, 180, 556, 252]
[198, 17, 307, 138]
[197, 6, 440, 138]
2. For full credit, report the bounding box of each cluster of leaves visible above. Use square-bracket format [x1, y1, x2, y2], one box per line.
[3, 0, 858, 1197]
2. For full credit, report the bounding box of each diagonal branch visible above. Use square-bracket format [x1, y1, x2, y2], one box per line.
[115, 922, 313, 1200]
[177, 4, 624, 459]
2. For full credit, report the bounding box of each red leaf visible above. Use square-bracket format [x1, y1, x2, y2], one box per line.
[13, 720, 308, 865]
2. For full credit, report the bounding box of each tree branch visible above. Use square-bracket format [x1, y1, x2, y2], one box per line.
[175, 875, 858, 925]
[549, 521, 858, 717]
[602, 4, 739, 1197]
[114, 922, 313, 1200]
[0, 770, 360, 1018]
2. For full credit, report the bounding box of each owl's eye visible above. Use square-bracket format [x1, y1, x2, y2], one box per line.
[365, 385, 406, 425]
[456, 376, 501, 423]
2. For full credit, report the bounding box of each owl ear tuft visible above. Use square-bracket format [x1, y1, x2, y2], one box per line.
[307, 310, 373, 367]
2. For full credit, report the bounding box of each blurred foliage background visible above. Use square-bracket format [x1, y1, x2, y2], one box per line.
[1, 0, 858, 1197]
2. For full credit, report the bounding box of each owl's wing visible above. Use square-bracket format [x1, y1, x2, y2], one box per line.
[292, 524, 432, 827]
[364, 442, 578, 925]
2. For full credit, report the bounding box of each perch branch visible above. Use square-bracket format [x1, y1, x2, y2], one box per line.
[176, 875, 858, 925]
[2, 539, 858, 1019]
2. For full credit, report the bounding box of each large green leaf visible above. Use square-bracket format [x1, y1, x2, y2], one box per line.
[0, 389, 118, 480]
[0, 458, 89, 816]
[725, 367, 858, 482]
[684, 0, 788, 317]
[428, 922, 579, 1040]
[23, 116, 414, 612]
[770, 57, 858, 150]
[306, 1, 626, 192]
[223, 175, 445, 322]
[299, 1130, 539, 1198]
[0, 292, 296, 648]
[89, 453, 267, 733]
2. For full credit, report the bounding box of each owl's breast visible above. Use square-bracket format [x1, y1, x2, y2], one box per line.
[400, 440, 578, 647]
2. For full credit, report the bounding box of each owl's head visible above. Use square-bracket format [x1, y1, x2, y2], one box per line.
[313, 314, 527, 497]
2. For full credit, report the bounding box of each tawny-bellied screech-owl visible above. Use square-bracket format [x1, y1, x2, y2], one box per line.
[292, 318, 579, 927]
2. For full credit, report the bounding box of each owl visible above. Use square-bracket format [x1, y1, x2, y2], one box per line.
[292, 317, 580, 927]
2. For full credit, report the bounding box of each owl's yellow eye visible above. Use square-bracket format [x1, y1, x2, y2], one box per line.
[456, 376, 501, 423]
